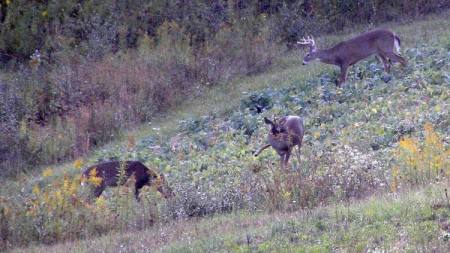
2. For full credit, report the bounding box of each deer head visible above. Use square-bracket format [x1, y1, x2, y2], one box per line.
[264, 117, 287, 135]
[297, 36, 318, 65]
[154, 173, 175, 199]
[255, 116, 305, 170]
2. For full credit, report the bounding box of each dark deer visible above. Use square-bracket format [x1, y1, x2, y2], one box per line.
[82, 161, 175, 201]
[298, 29, 407, 87]
[254, 116, 305, 169]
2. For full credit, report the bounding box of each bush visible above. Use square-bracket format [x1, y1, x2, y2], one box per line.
[2, 1, 450, 176]
[0, 160, 166, 249]
[1, 39, 449, 249]
[391, 123, 449, 191]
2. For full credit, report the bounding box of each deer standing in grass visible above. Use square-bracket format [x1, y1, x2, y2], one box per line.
[82, 161, 175, 201]
[254, 116, 305, 170]
[298, 29, 407, 87]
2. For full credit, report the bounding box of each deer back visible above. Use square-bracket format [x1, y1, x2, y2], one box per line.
[267, 116, 304, 154]
[83, 161, 151, 187]
[326, 29, 397, 65]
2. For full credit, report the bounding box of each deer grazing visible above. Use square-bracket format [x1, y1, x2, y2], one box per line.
[254, 116, 305, 169]
[298, 29, 407, 87]
[82, 161, 175, 201]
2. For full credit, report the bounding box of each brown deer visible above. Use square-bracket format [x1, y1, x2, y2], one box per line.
[298, 29, 407, 87]
[254, 116, 305, 169]
[82, 161, 175, 201]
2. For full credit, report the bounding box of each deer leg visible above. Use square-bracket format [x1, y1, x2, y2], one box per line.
[93, 185, 105, 198]
[378, 54, 390, 73]
[284, 152, 291, 170]
[337, 64, 349, 87]
[279, 154, 286, 170]
[134, 179, 148, 201]
[134, 187, 141, 202]
[295, 145, 302, 168]
[254, 144, 271, 157]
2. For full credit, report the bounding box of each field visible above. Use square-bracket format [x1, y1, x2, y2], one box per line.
[2, 10, 450, 253]
[14, 184, 450, 252]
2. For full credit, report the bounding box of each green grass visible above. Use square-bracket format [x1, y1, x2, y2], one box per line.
[2, 10, 450, 252]
[130, 10, 450, 137]
[14, 183, 450, 253]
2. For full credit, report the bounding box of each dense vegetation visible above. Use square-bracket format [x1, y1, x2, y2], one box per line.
[1, 0, 449, 176]
[1, 12, 449, 249]
[0, 1, 449, 252]
[17, 184, 450, 252]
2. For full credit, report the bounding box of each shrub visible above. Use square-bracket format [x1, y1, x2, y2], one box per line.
[0, 159, 168, 249]
[391, 123, 449, 191]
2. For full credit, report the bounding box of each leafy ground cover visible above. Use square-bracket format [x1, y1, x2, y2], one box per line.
[1, 11, 449, 251]
[14, 183, 450, 252]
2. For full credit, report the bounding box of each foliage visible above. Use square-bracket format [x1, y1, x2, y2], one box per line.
[1, 0, 448, 60]
[15, 184, 450, 252]
[0, 7, 282, 175]
[0, 9, 449, 251]
[162, 185, 449, 252]
[1, 39, 449, 249]
[1, 1, 449, 174]
[0, 159, 166, 248]
[391, 123, 449, 191]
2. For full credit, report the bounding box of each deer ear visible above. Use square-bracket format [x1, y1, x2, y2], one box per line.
[264, 117, 273, 125]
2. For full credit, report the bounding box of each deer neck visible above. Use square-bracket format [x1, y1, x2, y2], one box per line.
[316, 48, 340, 65]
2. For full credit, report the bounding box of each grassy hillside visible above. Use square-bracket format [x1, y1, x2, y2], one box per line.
[15, 183, 450, 252]
[6, 1, 448, 175]
[1, 11, 449, 252]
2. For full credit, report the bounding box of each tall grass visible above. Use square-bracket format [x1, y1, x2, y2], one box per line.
[0, 17, 281, 177]
[391, 123, 449, 191]
[13, 183, 450, 253]
[0, 9, 449, 252]
[0, 159, 166, 249]
[1, 117, 446, 250]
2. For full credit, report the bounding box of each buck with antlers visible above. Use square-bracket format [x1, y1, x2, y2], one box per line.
[254, 116, 305, 170]
[298, 29, 407, 87]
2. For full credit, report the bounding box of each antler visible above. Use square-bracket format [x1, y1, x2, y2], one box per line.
[297, 36, 316, 49]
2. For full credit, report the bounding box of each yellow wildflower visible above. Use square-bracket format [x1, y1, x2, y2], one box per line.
[282, 189, 292, 201]
[88, 168, 103, 186]
[399, 137, 418, 154]
[95, 196, 106, 209]
[73, 159, 84, 169]
[313, 131, 321, 139]
[63, 176, 70, 187]
[32, 185, 41, 195]
[54, 190, 64, 209]
[390, 166, 399, 192]
[42, 168, 53, 177]
[424, 122, 441, 148]
[69, 177, 80, 195]
[424, 122, 433, 134]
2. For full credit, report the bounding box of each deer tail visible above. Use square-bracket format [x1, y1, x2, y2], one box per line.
[393, 34, 401, 53]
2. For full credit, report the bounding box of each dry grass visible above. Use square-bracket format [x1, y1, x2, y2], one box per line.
[2, 10, 450, 252]
[13, 183, 450, 253]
